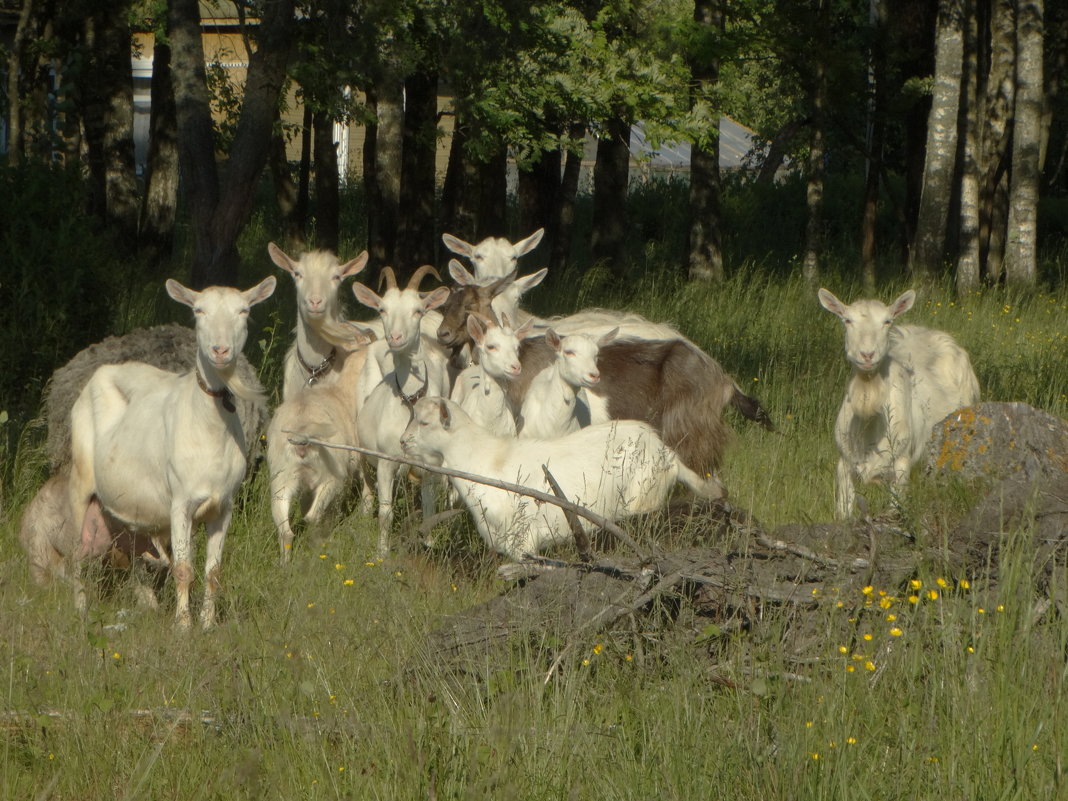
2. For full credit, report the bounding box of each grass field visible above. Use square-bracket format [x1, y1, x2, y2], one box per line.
[2, 257, 1067, 799]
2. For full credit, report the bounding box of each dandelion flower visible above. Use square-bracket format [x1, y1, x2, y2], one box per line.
[582, 658, 590, 667]
[805, 720, 814, 728]
[334, 562, 344, 571]
[864, 661, 876, 671]
[910, 579, 922, 590]
[959, 579, 971, 590]
[845, 665, 855, 673]
[112, 652, 121, 660]
[343, 579, 354, 586]
[886, 613, 897, 622]
[838, 645, 848, 654]
[927, 589, 939, 600]
[862, 633, 873, 641]
[978, 607, 986, 614]
[592, 643, 603, 655]
[996, 604, 1005, 612]
[936, 577, 948, 588]
[862, 585, 874, 596]
[889, 627, 903, 637]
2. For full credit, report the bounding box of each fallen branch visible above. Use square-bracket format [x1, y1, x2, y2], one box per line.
[283, 431, 646, 558]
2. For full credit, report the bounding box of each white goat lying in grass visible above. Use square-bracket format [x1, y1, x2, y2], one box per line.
[68, 276, 276, 628]
[267, 324, 375, 563]
[818, 288, 980, 519]
[353, 265, 451, 558]
[401, 397, 726, 560]
[268, 242, 369, 399]
[518, 327, 617, 439]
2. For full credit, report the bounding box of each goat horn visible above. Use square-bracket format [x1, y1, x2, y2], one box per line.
[378, 266, 398, 292]
[407, 264, 442, 291]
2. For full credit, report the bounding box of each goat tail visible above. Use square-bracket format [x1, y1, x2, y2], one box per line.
[730, 385, 776, 431]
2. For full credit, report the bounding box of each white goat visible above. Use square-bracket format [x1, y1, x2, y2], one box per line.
[68, 277, 276, 628]
[518, 328, 617, 439]
[442, 228, 545, 280]
[450, 313, 533, 437]
[269, 242, 369, 399]
[353, 265, 451, 558]
[401, 397, 725, 560]
[818, 288, 980, 519]
[267, 325, 376, 563]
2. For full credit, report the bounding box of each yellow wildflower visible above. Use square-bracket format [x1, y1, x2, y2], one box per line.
[889, 627, 903, 637]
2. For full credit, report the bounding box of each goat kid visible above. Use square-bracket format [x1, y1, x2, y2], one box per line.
[68, 277, 276, 629]
[818, 288, 980, 519]
[353, 266, 451, 558]
[269, 242, 369, 399]
[267, 325, 376, 563]
[401, 397, 725, 560]
[451, 313, 534, 437]
[518, 327, 617, 439]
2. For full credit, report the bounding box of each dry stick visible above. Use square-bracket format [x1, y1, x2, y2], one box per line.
[283, 432, 646, 558]
[542, 464, 593, 562]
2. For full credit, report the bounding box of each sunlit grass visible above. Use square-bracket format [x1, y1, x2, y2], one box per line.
[2, 248, 1067, 798]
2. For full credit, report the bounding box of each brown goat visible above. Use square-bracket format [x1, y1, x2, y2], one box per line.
[502, 336, 774, 477]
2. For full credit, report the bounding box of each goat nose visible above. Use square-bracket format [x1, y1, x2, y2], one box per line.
[212, 345, 232, 360]
[307, 296, 324, 310]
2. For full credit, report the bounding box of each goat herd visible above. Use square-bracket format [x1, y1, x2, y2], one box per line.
[17, 229, 980, 630]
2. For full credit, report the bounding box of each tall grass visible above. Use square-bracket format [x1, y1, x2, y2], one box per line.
[2, 178, 1067, 799]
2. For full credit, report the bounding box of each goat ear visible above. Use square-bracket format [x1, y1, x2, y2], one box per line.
[165, 279, 199, 308]
[817, 288, 848, 319]
[889, 289, 916, 318]
[598, 327, 619, 346]
[448, 259, 476, 285]
[423, 286, 451, 312]
[340, 250, 369, 278]
[466, 314, 487, 345]
[515, 316, 536, 339]
[546, 328, 562, 351]
[442, 233, 474, 258]
[351, 282, 383, 311]
[438, 399, 453, 429]
[514, 228, 545, 257]
[267, 241, 298, 274]
[244, 275, 277, 306]
[490, 269, 518, 297]
[515, 267, 548, 294]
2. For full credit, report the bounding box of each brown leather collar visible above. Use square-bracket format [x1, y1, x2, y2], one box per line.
[297, 346, 337, 386]
[195, 370, 236, 413]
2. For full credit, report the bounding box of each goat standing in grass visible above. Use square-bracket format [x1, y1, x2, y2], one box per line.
[353, 266, 451, 558]
[401, 397, 726, 560]
[819, 288, 980, 519]
[267, 325, 376, 563]
[268, 242, 369, 399]
[68, 277, 276, 629]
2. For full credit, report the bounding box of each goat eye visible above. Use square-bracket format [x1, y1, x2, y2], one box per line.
[239, 308, 250, 316]
[293, 271, 302, 280]
[883, 320, 892, 326]
[193, 307, 204, 316]
[843, 318, 852, 325]
[564, 349, 575, 357]
[486, 344, 498, 351]
[332, 274, 341, 282]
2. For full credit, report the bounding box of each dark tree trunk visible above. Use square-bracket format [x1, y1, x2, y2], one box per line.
[755, 118, 805, 186]
[441, 115, 478, 243]
[363, 89, 386, 271]
[396, 66, 439, 271]
[590, 116, 631, 276]
[549, 124, 585, 276]
[802, 16, 828, 285]
[171, 0, 295, 287]
[518, 132, 562, 239]
[140, 38, 179, 268]
[957, 0, 982, 292]
[861, 0, 888, 290]
[312, 111, 339, 253]
[688, 0, 724, 283]
[979, 0, 1016, 282]
[269, 104, 303, 247]
[296, 104, 313, 240]
[170, 0, 221, 285]
[370, 71, 403, 267]
[78, 0, 139, 243]
[476, 145, 508, 239]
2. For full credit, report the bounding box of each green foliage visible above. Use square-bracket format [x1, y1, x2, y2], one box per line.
[0, 163, 125, 476]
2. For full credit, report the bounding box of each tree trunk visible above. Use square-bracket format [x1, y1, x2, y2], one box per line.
[171, 0, 294, 287]
[441, 114, 479, 244]
[396, 66, 439, 271]
[687, 0, 725, 283]
[979, 0, 1015, 283]
[755, 118, 805, 186]
[860, 0, 887, 290]
[909, 0, 964, 277]
[802, 14, 828, 285]
[1004, 0, 1043, 286]
[476, 145, 508, 240]
[296, 104, 313, 240]
[169, 0, 221, 284]
[549, 124, 585, 276]
[518, 139, 562, 242]
[312, 110, 339, 253]
[5, 0, 38, 165]
[269, 104, 303, 247]
[590, 116, 631, 276]
[957, 0, 981, 293]
[371, 71, 403, 267]
[139, 37, 179, 268]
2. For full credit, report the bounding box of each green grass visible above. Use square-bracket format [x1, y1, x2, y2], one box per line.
[2, 255, 1068, 799]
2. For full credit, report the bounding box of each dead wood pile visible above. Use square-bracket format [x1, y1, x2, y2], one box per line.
[422, 402, 1068, 678]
